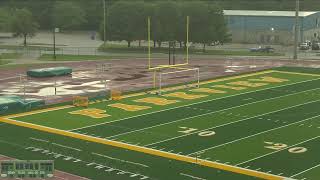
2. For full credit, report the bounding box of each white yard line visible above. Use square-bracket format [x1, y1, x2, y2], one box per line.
[290, 163, 320, 178]
[146, 99, 320, 148]
[69, 77, 320, 132]
[52, 143, 82, 152]
[29, 137, 50, 143]
[180, 173, 207, 180]
[55, 171, 89, 180]
[107, 88, 320, 139]
[188, 115, 320, 156]
[91, 152, 149, 168]
[236, 136, 320, 166]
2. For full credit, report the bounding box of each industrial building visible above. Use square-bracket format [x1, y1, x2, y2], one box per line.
[224, 10, 320, 45]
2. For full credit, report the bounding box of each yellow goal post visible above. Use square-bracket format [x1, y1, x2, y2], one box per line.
[73, 96, 89, 108]
[148, 16, 190, 70]
[154, 66, 200, 95]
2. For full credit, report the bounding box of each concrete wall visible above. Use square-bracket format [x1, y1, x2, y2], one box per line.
[229, 29, 294, 45]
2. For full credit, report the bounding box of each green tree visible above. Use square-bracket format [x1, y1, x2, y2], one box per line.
[10, 8, 39, 46]
[208, 3, 231, 46]
[53, 1, 87, 30]
[153, 1, 180, 47]
[182, 1, 209, 51]
[0, 8, 10, 31]
[105, 1, 147, 47]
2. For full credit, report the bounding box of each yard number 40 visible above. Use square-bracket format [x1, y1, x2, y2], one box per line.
[178, 127, 216, 137]
[264, 141, 307, 154]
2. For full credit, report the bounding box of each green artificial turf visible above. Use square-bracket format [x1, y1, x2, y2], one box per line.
[1, 68, 320, 180]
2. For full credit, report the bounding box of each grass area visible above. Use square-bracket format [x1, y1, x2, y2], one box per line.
[27, 42, 67, 46]
[1, 68, 320, 180]
[99, 43, 284, 56]
[0, 59, 10, 65]
[0, 63, 44, 69]
[39, 54, 122, 61]
[0, 44, 58, 51]
[0, 52, 22, 59]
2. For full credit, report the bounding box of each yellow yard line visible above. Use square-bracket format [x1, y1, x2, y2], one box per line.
[272, 70, 320, 77]
[0, 117, 284, 180]
[4, 105, 74, 119]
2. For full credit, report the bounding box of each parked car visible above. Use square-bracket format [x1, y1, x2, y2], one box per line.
[311, 41, 320, 50]
[305, 40, 312, 47]
[250, 46, 275, 53]
[299, 42, 310, 50]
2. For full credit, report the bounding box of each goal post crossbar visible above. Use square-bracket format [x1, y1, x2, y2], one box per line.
[160, 68, 199, 75]
[155, 67, 200, 95]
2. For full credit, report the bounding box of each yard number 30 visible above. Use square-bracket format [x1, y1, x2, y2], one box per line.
[264, 141, 307, 154]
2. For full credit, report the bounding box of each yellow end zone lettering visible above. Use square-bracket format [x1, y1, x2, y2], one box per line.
[164, 92, 207, 100]
[108, 103, 151, 112]
[249, 76, 289, 83]
[228, 81, 268, 88]
[190, 88, 226, 94]
[69, 108, 110, 119]
[134, 97, 179, 106]
[213, 85, 247, 90]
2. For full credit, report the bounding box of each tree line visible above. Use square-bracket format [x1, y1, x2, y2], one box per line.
[0, 1, 88, 46]
[103, 1, 229, 50]
[0, 0, 230, 50]
[1, 0, 318, 48]
[1, 0, 320, 31]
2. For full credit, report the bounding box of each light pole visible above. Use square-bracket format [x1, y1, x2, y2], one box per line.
[53, 28, 59, 60]
[53, 28, 56, 60]
[293, 0, 299, 60]
[103, 0, 106, 46]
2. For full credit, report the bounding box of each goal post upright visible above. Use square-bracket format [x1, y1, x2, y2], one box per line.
[186, 16, 189, 64]
[148, 16, 151, 70]
[147, 15, 197, 94]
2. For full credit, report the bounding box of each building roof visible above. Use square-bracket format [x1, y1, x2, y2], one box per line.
[224, 10, 318, 17]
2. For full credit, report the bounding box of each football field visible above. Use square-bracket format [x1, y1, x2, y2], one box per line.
[1, 67, 320, 180]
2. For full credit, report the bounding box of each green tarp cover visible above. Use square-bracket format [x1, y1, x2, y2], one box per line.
[27, 67, 72, 77]
[0, 95, 45, 115]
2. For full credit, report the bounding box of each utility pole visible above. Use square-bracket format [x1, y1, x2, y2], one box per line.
[103, 0, 106, 46]
[53, 28, 56, 60]
[293, 0, 299, 60]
